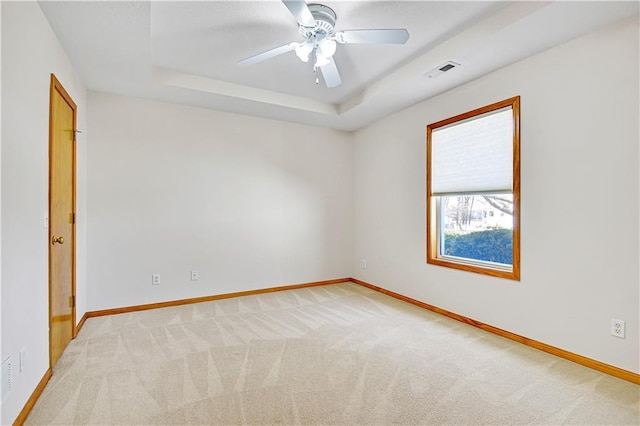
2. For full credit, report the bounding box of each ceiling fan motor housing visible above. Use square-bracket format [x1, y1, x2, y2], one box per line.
[299, 4, 336, 40]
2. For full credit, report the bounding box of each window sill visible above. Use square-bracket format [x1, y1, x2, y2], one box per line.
[427, 256, 519, 281]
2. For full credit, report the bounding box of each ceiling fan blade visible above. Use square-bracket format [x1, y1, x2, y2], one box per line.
[238, 43, 295, 67]
[336, 29, 410, 45]
[320, 57, 341, 88]
[282, 0, 316, 28]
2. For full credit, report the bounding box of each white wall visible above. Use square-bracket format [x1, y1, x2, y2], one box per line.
[353, 16, 639, 373]
[0, 0, 3, 410]
[1, 2, 88, 423]
[0, 0, 3, 417]
[86, 93, 352, 310]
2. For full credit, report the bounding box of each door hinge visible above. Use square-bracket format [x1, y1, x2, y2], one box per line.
[69, 295, 75, 308]
[70, 212, 76, 224]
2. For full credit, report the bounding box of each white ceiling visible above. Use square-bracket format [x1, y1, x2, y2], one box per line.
[39, 1, 639, 131]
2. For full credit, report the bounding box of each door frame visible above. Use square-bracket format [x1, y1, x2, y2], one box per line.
[48, 73, 77, 368]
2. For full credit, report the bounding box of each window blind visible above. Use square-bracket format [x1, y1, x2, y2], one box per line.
[431, 107, 513, 195]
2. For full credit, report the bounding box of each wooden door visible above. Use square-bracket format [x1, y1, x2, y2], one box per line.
[49, 74, 76, 368]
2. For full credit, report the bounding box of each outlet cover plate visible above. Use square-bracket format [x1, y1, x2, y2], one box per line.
[611, 318, 625, 338]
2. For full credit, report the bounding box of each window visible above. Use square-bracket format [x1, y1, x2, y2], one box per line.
[427, 96, 520, 280]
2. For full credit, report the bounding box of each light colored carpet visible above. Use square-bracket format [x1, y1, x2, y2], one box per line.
[26, 282, 639, 425]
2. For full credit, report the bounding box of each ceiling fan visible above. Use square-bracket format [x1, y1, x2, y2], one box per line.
[238, 0, 410, 88]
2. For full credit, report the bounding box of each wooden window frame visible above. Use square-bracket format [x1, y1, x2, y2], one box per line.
[426, 96, 520, 280]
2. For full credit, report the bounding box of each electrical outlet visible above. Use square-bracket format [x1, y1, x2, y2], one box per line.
[611, 318, 625, 338]
[190, 270, 199, 281]
[361, 259, 367, 269]
[152, 274, 161, 285]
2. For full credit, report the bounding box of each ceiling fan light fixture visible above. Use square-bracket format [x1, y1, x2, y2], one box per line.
[314, 38, 336, 67]
[294, 41, 314, 62]
[318, 38, 336, 57]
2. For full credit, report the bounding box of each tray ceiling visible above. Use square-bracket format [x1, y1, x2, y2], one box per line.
[39, 1, 639, 131]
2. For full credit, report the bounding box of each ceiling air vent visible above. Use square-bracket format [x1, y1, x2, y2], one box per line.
[424, 61, 460, 78]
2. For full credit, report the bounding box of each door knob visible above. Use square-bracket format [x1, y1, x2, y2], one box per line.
[52, 236, 64, 245]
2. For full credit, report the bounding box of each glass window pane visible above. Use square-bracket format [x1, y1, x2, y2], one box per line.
[439, 194, 513, 266]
